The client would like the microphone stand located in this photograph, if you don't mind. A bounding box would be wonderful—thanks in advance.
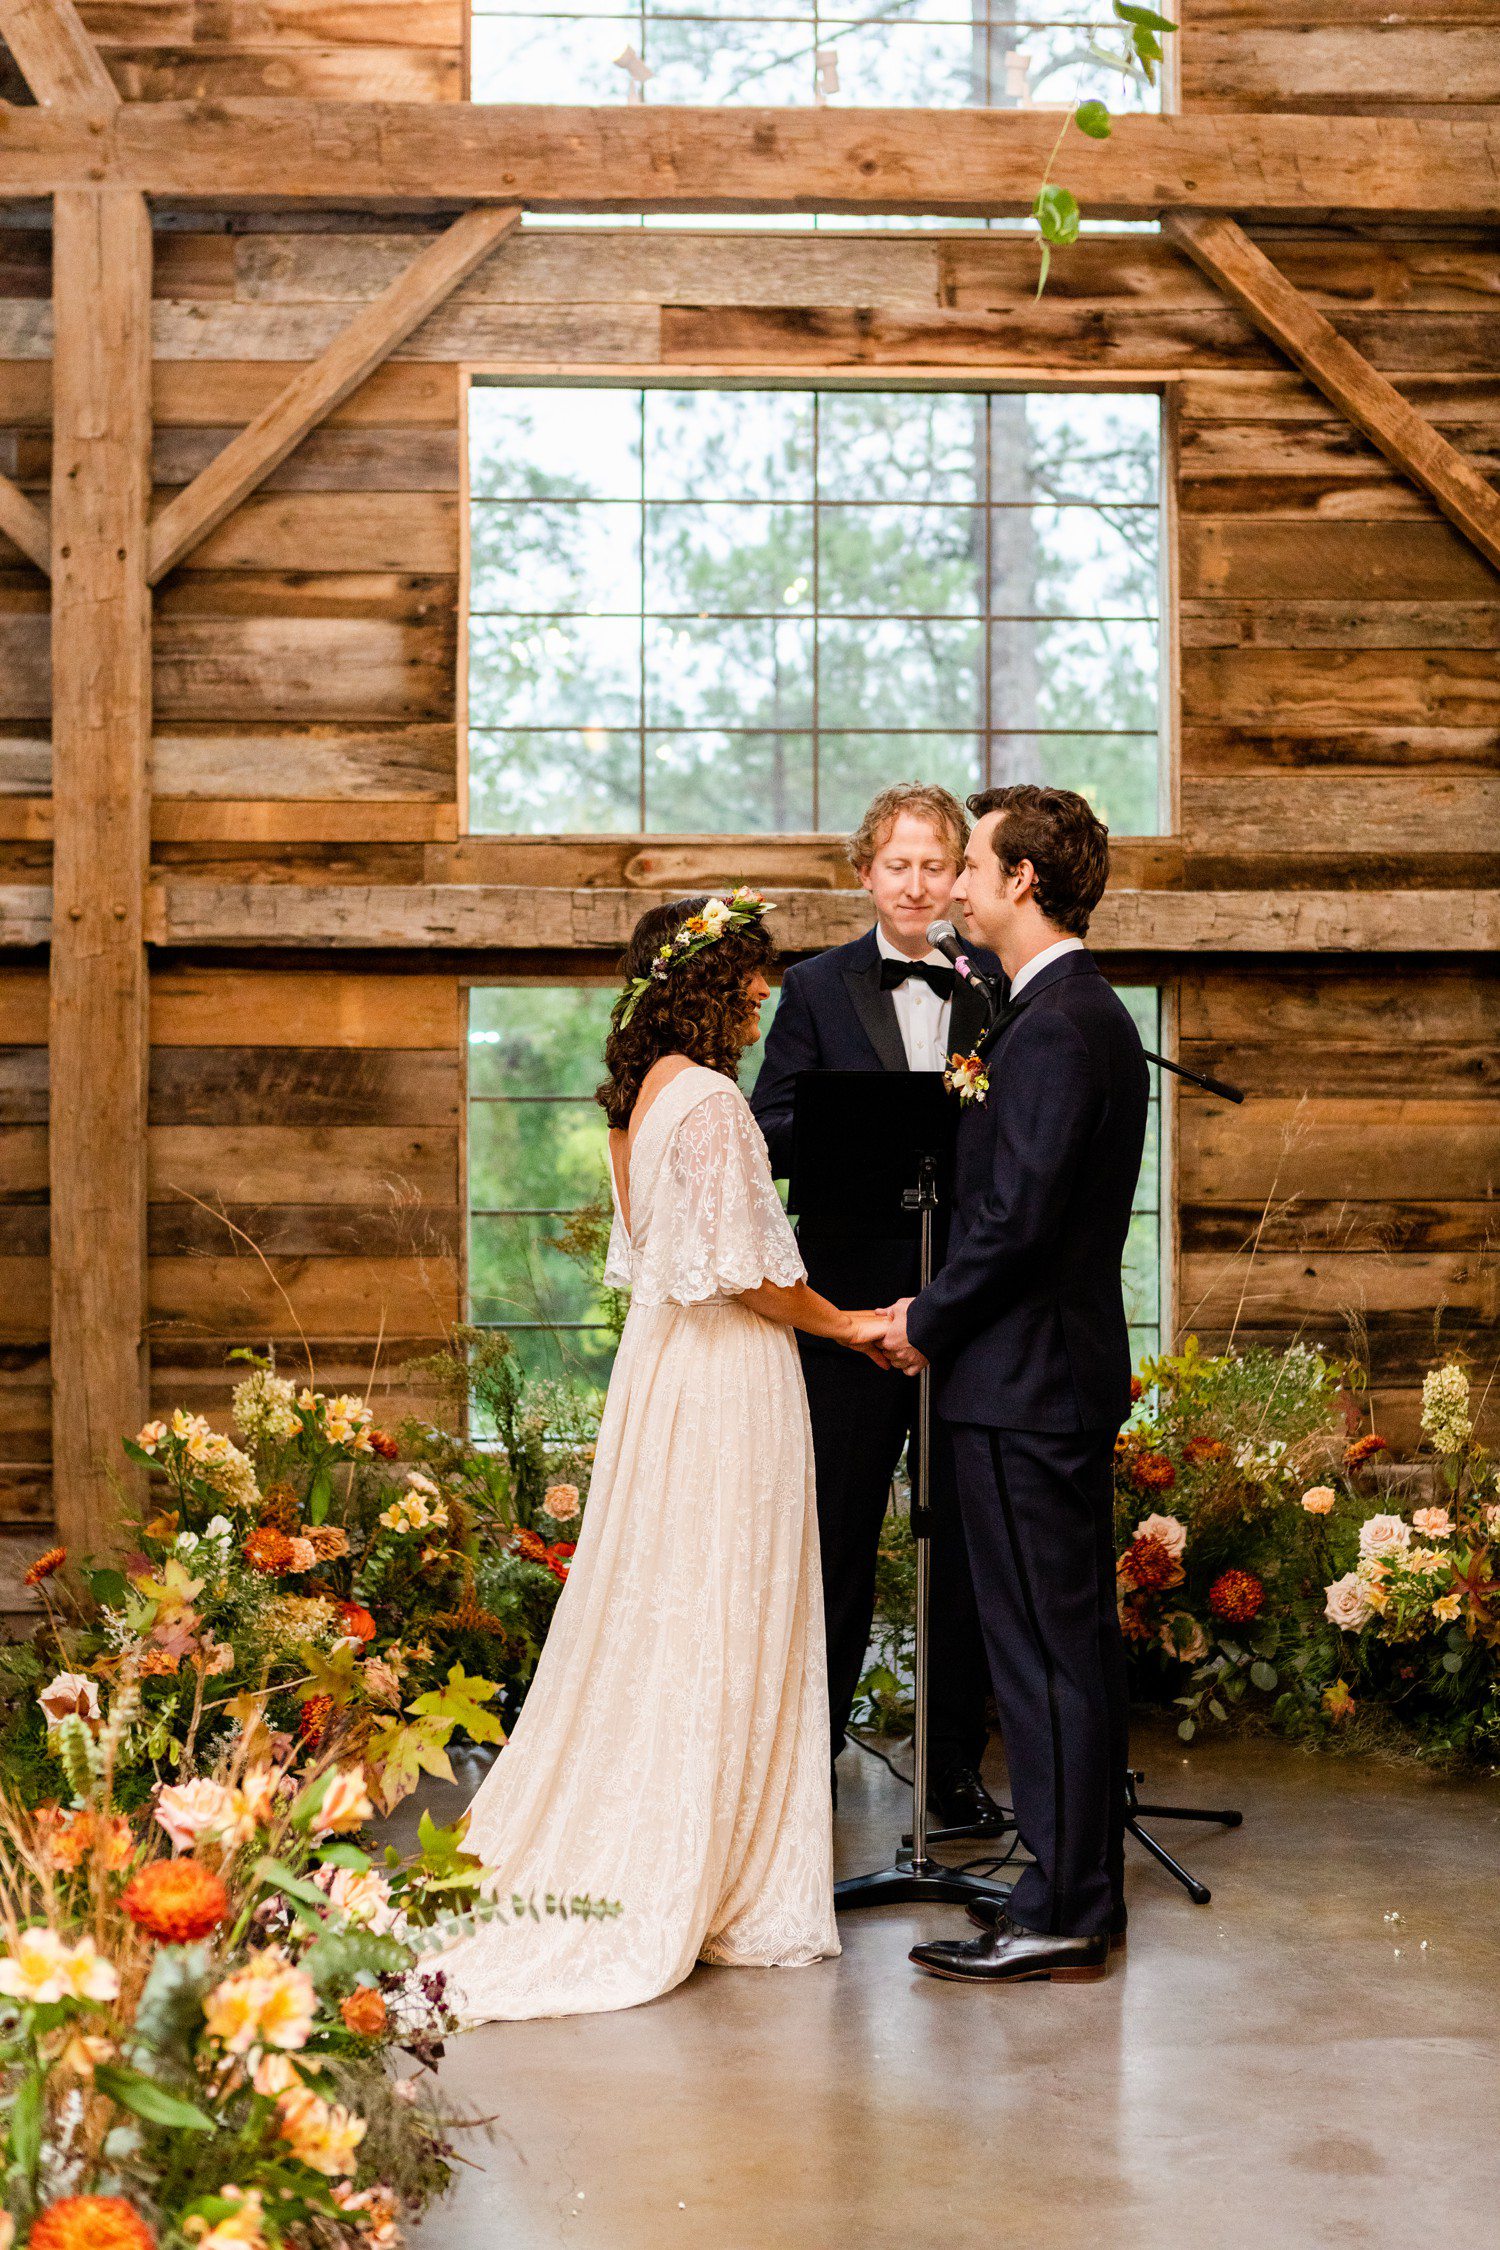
[834,1154,1012,1918]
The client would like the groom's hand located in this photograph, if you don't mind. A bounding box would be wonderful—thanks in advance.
[880,1298,928,1376]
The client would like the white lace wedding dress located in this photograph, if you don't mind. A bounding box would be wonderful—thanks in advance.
[439,1063,840,2023]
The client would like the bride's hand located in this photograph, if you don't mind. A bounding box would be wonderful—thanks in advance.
[841,1310,893,1367]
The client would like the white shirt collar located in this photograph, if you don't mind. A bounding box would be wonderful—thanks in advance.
[1007,934,1086,1001]
[875,923,946,968]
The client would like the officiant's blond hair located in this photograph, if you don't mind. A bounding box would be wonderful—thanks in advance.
[846,782,967,874]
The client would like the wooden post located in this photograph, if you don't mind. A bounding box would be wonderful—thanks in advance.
[49,188,153,1556]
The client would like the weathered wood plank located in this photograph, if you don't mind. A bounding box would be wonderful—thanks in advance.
[1178,1096,1500,1203]
[0,105,1498,216]
[148,1045,458,1126]
[1181,1250,1496,1326]
[149,1122,457,1204]
[1181,519,1500,601]
[1181,772,1500,853]
[1183,27,1500,111]
[1180,600,1500,650]
[148,1254,459,1339]
[152,724,456,799]
[49,188,152,1558]
[1182,723,1500,774]
[1177,966,1500,1048]
[153,616,456,723]
[101,46,458,102]
[1164,215,1500,578]
[80,2,463,51]
[151,968,460,1047]
[144,882,1500,955]
[186,493,457,571]
[1183,1202,1498,1256]
[149,1200,461,1257]
[0,472,48,576]
[151,801,458,843]
[1182,648,1500,729]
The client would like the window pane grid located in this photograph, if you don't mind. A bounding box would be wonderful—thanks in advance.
[469,386,1162,837]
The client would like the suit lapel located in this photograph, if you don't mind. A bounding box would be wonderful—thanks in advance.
[949,973,988,1059]
[843,943,908,1074]
[978,949,1098,1062]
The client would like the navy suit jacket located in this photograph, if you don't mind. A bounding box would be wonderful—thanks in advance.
[906,949,1148,1435]
[749,927,999,1314]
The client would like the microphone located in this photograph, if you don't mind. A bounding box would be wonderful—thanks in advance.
[926,920,999,1004]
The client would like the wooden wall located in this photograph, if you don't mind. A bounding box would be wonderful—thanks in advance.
[1175,5,1500,1435]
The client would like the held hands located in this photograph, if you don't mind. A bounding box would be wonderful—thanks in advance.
[841,1310,894,1369]
[877,1297,928,1377]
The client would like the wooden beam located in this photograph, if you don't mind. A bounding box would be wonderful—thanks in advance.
[1164,214,1500,579]
[0,106,1497,216]
[142,883,1500,956]
[147,205,521,584]
[0,0,117,110]
[49,189,152,1559]
[0,470,49,575]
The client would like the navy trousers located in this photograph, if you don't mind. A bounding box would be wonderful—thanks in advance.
[801,1338,990,1771]
[949,1422,1129,1938]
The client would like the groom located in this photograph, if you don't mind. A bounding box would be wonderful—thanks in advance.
[751,782,1002,1834]
[881,784,1148,1985]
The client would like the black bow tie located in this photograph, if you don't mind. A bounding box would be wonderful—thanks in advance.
[879,958,955,1000]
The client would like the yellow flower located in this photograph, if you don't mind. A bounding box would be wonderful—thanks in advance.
[313,1769,374,1838]
[1431,1592,1462,1623]
[185,2185,269,2250]
[0,1929,118,2006]
[276,2084,367,2177]
[135,1420,169,1454]
[204,1948,316,2056]
[1322,1679,1356,1723]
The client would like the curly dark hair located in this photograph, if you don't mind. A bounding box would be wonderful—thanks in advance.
[596,896,775,1130]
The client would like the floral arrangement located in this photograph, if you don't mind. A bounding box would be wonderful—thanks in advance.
[0,1687,510,2250]
[1,1334,597,1822]
[614,888,771,1028]
[1114,1344,1499,1761]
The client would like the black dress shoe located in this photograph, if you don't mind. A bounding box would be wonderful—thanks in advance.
[927,1761,1008,1837]
[910,1915,1110,1985]
[965,1891,1128,1953]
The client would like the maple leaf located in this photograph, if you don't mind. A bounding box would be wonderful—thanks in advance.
[297,1643,361,1707]
[405,1664,505,1748]
[129,1555,205,1625]
[364,1715,456,1812]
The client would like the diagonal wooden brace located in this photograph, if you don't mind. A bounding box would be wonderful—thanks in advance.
[0,0,118,110]
[1163,212,1500,579]
[147,204,523,584]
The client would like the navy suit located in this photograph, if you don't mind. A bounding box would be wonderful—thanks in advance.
[751,928,997,1773]
[908,948,1149,1938]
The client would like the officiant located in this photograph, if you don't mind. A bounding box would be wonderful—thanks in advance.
[751,782,1003,1834]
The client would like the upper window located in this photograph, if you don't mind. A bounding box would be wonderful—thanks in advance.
[470,3,1163,113]
[468,384,1162,836]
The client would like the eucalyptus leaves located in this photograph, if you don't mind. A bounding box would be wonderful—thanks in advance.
[1031,1,1178,294]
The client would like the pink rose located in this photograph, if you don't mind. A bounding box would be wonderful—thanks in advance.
[1134,1512,1187,1559]
[1412,1507,1451,1539]
[1324,1573,1375,1632]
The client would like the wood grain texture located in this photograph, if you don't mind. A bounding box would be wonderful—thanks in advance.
[149,207,517,582]
[0,105,1499,215]
[48,189,152,1557]
[0,0,119,108]
[1165,216,1500,578]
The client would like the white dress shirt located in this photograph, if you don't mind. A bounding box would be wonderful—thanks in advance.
[1007,934,1086,1002]
[875,923,953,1072]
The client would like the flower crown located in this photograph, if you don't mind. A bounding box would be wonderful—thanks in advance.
[616,888,774,1028]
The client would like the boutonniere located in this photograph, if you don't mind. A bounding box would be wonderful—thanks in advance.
[944,1048,990,1106]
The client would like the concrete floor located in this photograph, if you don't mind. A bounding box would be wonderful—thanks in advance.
[409,1722,1500,2250]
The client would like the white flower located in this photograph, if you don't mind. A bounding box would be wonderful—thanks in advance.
[136,1419,169,1454]
[39,1672,100,1726]
[233,1368,299,1444]
[1357,1514,1411,1561]
[0,1928,118,2006]
[1421,1363,1471,1455]
[1324,1573,1375,1632]
[1134,1512,1186,1558]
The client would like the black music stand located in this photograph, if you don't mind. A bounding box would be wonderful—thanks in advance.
[790,1069,1010,1917]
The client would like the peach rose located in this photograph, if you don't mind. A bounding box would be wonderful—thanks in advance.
[1133,1512,1187,1558]
[1301,1486,1337,1515]
[1324,1572,1375,1631]
[1412,1507,1452,1539]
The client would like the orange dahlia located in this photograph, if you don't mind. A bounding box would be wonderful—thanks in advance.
[122,1857,230,1944]
[1209,1569,1265,1625]
[47,1806,134,1873]
[1117,1534,1182,1594]
[1129,1451,1177,1493]
[369,1430,400,1460]
[513,1528,548,1563]
[24,1544,67,1587]
[340,1985,388,2036]
[1129,1376,1144,1403]
[245,1526,295,1575]
[30,2198,156,2250]
[298,1694,334,1748]
[1183,1436,1227,1466]
[336,1602,377,1645]
[1344,1433,1389,1471]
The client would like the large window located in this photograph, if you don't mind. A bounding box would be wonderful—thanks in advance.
[468,385,1162,836]
[467,984,1164,1380]
[471,2,1161,114]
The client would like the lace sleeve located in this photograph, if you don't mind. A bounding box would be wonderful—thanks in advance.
[635,1087,806,1308]
[602,1192,632,1291]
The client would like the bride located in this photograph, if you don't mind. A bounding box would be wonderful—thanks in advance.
[440,889,888,2023]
